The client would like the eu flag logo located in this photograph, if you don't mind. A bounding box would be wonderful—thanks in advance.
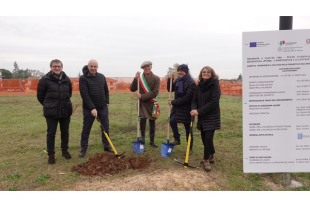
[250,42,257,47]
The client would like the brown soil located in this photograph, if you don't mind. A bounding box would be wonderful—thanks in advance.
[69,168,223,191]
[71,152,153,176]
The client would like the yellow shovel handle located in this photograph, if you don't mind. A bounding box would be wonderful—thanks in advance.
[184,121,193,168]
[103,131,120,158]
[97,117,120,159]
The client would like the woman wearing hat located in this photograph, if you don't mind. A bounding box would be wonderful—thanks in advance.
[167,64,196,154]
[190,66,221,172]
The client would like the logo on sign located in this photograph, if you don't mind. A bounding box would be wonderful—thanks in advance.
[298,133,303,139]
[279,40,285,46]
[250,42,257,47]
[306,39,310,44]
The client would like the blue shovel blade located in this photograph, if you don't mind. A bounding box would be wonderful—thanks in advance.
[132,138,144,154]
[160,143,175,157]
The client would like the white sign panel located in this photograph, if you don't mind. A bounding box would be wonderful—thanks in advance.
[243,29,310,173]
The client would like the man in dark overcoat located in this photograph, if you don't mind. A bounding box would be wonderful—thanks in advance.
[37,59,72,164]
[130,61,160,147]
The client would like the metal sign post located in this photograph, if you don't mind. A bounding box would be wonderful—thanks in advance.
[273,16,293,187]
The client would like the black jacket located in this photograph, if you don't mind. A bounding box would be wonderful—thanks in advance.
[167,76,196,123]
[37,71,72,118]
[79,65,109,110]
[191,78,221,131]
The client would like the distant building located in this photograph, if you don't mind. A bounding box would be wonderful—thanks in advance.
[220,78,242,84]
[106,77,118,91]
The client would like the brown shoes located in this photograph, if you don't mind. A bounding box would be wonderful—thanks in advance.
[209,154,215,164]
[62,151,72,159]
[48,155,55,165]
[201,159,211,172]
[170,140,181,145]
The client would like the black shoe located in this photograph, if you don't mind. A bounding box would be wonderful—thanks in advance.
[78,149,86,158]
[150,142,158,148]
[48,155,55,165]
[62,151,72,159]
[140,137,145,144]
[104,147,114,153]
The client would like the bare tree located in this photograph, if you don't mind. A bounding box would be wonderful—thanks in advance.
[165,63,179,78]
[28,69,44,78]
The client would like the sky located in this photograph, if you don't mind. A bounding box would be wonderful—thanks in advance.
[1,2,310,80]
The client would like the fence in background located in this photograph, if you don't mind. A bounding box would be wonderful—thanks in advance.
[0,77,242,96]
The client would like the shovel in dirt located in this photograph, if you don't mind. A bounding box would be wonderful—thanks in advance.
[161,73,175,157]
[96,117,124,159]
[174,116,199,168]
[132,75,145,154]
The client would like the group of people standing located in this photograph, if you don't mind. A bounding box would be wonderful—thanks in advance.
[37,59,221,173]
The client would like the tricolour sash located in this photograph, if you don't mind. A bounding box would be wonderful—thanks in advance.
[139,73,160,117]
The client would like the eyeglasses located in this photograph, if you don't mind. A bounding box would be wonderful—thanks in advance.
[52,66,62,68]
[202,71,211,74]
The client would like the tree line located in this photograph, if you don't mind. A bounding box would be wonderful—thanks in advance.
[1,62,243,80]
[0,61,44,79]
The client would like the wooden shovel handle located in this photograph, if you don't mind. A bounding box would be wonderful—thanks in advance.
[137,75,140,138]
[167,75,173,140]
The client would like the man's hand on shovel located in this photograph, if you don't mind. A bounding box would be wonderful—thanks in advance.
[91,108,98,117]
[136,93,141,99]
[135,71,140,79]
[135,71,141,99]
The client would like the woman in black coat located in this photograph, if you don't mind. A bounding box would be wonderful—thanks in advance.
[167,64,196,153]
[191,66,221,172]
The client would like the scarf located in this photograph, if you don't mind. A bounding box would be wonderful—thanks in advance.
[198,78,213,93]
[51,71,63,82]
[139,73,160,117]
[175,73,190,94]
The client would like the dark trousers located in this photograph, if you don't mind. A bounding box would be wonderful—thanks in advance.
[201,130,215,160]
[81,106,110,150]
[170,113,193,148]
[140,116,156,142]
[45,117,70,156]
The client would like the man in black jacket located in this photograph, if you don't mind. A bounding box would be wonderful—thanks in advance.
[167,64,196,154]
[78,59,112,158]
[37,59,72,164]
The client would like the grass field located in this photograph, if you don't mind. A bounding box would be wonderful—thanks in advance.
[0,93,309,191]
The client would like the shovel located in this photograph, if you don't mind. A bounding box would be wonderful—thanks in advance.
[161,73,175,157]
[132,75,145,154]
[96,117,124,158]
[174,116,199,168]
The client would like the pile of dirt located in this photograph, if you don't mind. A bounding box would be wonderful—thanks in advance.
[71,152,153,176]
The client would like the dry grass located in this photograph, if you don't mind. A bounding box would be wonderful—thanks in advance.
[0,93,309,191]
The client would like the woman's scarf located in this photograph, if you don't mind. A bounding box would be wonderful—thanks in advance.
[175,73,190,94]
